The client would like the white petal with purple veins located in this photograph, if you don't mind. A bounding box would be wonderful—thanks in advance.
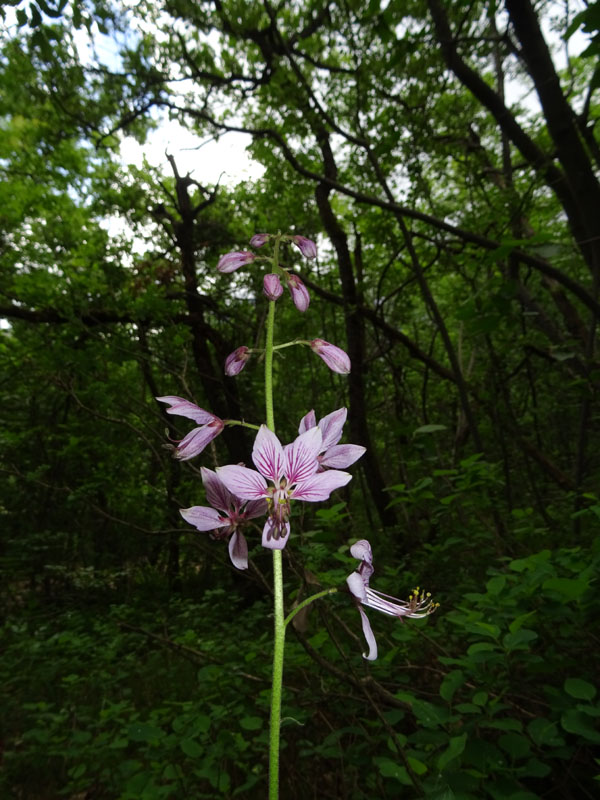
[180,506,228,531]
[292,469,351,501]
[252,425,285,482]
[217,465,268,500]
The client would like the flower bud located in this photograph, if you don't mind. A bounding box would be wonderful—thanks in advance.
[286,273,310,312]
[217,251,256,273]
[250,233,270,248]
[291,235,317,259]
[263,273,284,301]
[225,346,251,376]
[310,339,351,374]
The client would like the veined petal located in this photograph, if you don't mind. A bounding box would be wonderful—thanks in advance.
[180,506,228,531]
[350,539,373,564]
[285,427,322,485]
[320,444,366,469]
[262,518,290,549]
[201,467,232,512]
[252,425,284,482]
[228,531,248,570]
[175,423,222,460]
[318,408,347,449]
[292,469,352,501]
[156,396,216,424]
[244,498,269,519]
[217,465,268,500]
[298,409,317,435]
[356,605,378,661]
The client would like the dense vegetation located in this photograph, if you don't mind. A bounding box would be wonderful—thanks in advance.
[1,1,599,797]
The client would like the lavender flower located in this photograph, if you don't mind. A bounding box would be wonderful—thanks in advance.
[225,346,251,376]
[298,408,365,470]
[216,425,351,550]
[291,235,317,259]
[309,339,351,374]
[263,273,284,302]
[180,468,267,570]
[156,396,224,460]
[347,540,438,660]
[217,250,256,273]
[286,273,310,312]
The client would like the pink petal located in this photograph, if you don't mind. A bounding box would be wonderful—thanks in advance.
[262,518,290,549]
[244,498,269,519]
[292,469,352,501]
[310,339,351,374]
[284,427,322,485]
[224,346,251,376]
[180,506,228,531]
[350,539,373,564]
[217,465,268,500]
[156,396,216,424]
[356,605,378,661]
[298,410,316,435]
[252,425,284,482]
[320,444,366,469]
[346,570,367,602]
[201,467,232,511]
[287,273,310,312]
[228,531,248,570]
[318,408,347,449]
[175,422,222,460]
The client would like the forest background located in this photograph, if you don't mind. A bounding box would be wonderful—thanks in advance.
[1,0,599,798]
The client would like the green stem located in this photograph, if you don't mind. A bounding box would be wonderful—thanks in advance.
[266,235,284,800]
[284,588,337,627]
[224,419,261,431]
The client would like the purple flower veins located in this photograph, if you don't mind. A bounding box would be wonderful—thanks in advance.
[347,539,438,661]
[180,467,267,570]
[217,425,352,550]
[299,407,365,471]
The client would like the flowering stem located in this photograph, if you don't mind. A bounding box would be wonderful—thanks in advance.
[284,588,338,627]
[265,238,285,800]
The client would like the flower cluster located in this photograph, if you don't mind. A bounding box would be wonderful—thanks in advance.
[346,540,439,660]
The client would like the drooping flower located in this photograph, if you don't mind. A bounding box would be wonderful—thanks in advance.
[286,272,310,312]
[216,425,351,550]
[291,235,317,259]
[225,346,251,376]
[298,408,366,470]
[309,339,351,374]
[156,396,224,460]
[263,273,284,302]
[250,233,270,248]
[180,468,267,570]
[347,539,438,661]
[217,250,256,273]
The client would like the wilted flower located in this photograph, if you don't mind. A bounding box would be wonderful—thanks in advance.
[217,250,256,273]
[286,272,310,312]
[217,425,352,550]
[225,346,251,376]
[347,539,438,661]
[180,468,267,570]
[299,408,365,470]
[263,273,284,302]
[309,339,351,374]
[291,235,317,259]
[250,233,270,248]
[156,396,224,460]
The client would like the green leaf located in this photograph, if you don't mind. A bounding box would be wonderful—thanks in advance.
[374,756,412,784]
[527,718,564,747]
[127,722,164,742]
[180,737,203,758]
[413,424,447,434]
[564,678,597,701]
[542,577,590,600]
[437,733,467,771]
[561,710,600,743]
[498,732,531,760]
[486,575,505,594]
[240,716,263,730]
[440,669,465,702]
[503,628,538,651]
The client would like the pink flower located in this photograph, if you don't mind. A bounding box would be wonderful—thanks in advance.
[286,273,310,312]
[291,235,317,259]
[217,251,256,273]
[309,339,351,374]
[225,346,251,376]
[156,396,224,460]
[298,408,365,470]
[250,233,270,248]
[263,273,284,302]
[347,540,438,660]
[180,468,267,570]
[216,425,352,550]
